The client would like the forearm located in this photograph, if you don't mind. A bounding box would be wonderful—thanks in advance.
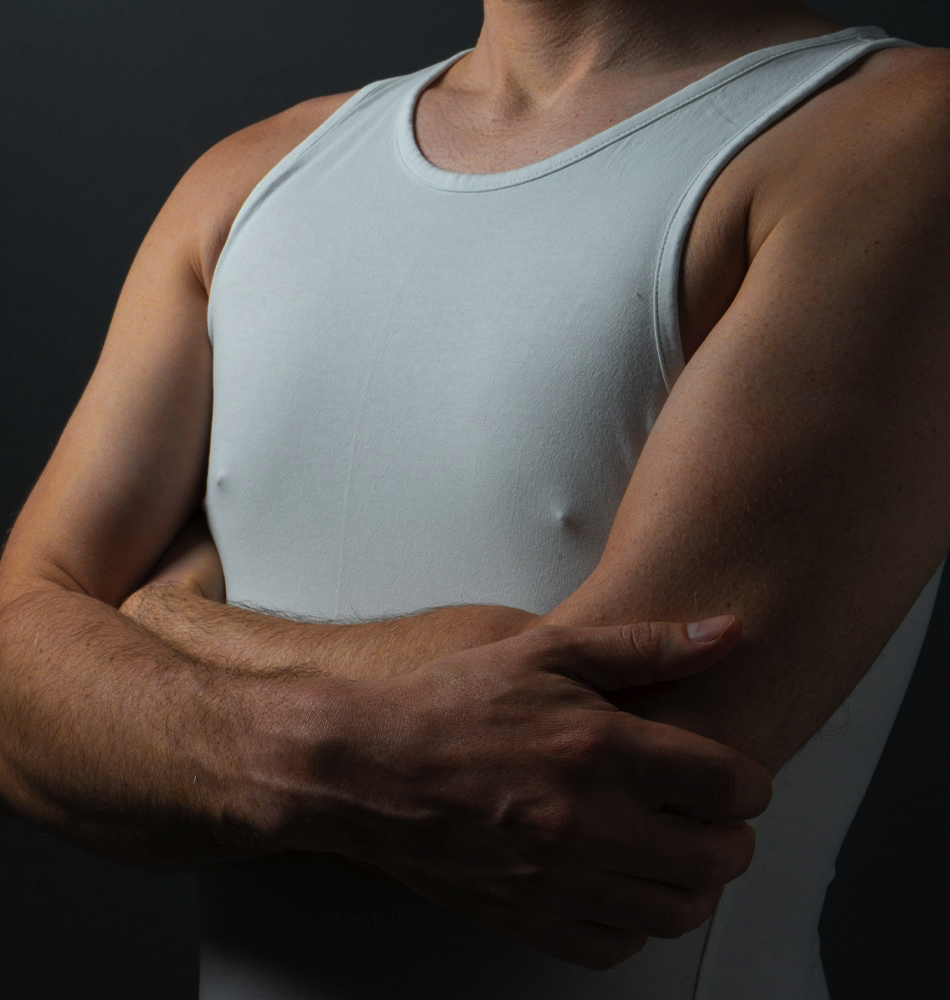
[0,584,340,867]
[121,581,537,681]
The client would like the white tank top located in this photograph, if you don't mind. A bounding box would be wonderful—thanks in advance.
[202,26,941,999]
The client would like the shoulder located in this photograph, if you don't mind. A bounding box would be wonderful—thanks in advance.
[776,43,950,155]
[160,90,360,292]
[811,44,950,164]
[681,45,950,362]
[849,43,950,115]
[745,45,950,261]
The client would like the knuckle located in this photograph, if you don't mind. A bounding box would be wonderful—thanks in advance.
[567,724,611,767]
[534,798,581,845]
[657,900,692,939]
[656,905,682,939]
[513,787,584,856]
[707,759,739,811]
[657,890,720,939]
[619,620,662,659]
[694,844,732,889]
[691,824,757,888]
[546,720,613,772]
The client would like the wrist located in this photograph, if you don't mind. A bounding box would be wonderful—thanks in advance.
[211,668,364,858]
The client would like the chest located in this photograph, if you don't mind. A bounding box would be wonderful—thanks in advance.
[206,126,690,613]
[413,84,756,362]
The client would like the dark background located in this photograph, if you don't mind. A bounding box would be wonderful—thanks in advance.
[1,2,947,996]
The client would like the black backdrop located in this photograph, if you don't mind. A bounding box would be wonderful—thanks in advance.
[1,2,947,997]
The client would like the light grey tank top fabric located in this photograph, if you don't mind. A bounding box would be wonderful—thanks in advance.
[201,26,940,999]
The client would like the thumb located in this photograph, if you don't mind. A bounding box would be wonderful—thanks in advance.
[548,615,741,693]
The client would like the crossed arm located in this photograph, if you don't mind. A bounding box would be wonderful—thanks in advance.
[118,49,950,775]
[0,49,948,965]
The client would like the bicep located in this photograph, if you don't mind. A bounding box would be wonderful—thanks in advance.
[1,172,215,607]
[539,115,950,771]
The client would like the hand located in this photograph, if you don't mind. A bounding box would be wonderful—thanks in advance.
[283,618,771,970]
[120,511,225,618]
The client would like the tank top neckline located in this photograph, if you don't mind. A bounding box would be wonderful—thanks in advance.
[395,25,886,192]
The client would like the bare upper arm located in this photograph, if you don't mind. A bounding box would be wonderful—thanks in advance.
[0,91,358,607]
[537,49,950,772]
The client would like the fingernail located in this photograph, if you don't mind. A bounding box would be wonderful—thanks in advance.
[687,615,734,643]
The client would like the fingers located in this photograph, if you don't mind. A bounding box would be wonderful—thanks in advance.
[501,875,724,970]
[580,877,724,940]
[359,623,770,972]
[612,716,772,820]
[531,616,741,693]
[517,620,771,819]
[597,809,756,890]
[510,920,650,971]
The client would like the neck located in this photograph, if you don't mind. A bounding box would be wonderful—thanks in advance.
[461,1,843,114]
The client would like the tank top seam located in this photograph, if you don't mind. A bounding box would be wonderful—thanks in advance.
[206,74,401,345]
[651,33,913,398]
[395,27,888,193]
[651,44,860,395]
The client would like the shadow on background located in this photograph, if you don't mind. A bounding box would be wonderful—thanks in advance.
[0,820,198,997]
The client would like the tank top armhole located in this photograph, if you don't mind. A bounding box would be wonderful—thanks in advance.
[652,31,918,395]
[206,76,398,346]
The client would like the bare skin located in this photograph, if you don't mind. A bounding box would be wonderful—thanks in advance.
[1,0,949,971]
[413,0,842,173]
